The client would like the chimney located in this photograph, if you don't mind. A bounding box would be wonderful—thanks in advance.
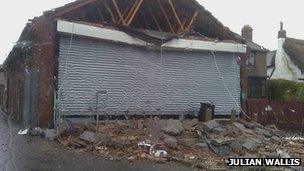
[278,22,286,38]
[241,25,253,42]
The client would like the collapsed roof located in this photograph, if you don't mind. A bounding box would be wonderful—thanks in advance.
[5,0,247,67]
[22,0,243,43]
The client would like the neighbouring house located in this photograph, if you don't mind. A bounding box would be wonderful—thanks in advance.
[241,25,268,98]
[4,0,248,127]
[267,22,304,82]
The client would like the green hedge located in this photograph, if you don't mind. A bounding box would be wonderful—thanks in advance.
[267,79,304,101]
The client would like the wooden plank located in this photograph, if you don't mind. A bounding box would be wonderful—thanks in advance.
[185,10,199,31]
[167,0,184,32]
[124,0,139,23]
[104,3,116,24]
[157,0,174,33]
[111,0,126,25]
[182,12,190,27]
[122,0,135,16]
[116,0,136,24]
[127,0,144,26]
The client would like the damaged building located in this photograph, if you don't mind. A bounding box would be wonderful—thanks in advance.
[4,0,248,127]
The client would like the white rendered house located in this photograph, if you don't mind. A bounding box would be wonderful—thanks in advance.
[267,23,304,82]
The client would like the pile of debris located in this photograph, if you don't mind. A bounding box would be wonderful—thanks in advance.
[37,118,304,169]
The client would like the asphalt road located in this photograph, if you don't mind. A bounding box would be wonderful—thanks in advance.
[0,112,194,171]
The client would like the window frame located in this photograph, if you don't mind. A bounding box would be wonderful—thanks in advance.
[248,77,266,98]
[246,52,256,67]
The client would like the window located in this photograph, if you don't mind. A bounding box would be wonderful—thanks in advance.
[248,77,266,98]
[247,52,256,67]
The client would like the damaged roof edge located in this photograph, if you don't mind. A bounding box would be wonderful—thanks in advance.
[57,20,247,54]
[48,0,244,43]
[57,20,147,46]
[192,1,244,43]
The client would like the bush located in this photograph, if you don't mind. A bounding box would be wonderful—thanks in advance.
[267,79,304,101]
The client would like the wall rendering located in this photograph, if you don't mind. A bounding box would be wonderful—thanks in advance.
[272,38,304,82]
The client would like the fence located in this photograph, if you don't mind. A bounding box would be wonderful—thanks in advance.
[246,98,304,132]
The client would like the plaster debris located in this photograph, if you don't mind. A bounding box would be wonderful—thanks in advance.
[47,118,304,169]
[18,128,29,135]
[202,120,220,132]
[161,119,183,136]
[79,131,99,143]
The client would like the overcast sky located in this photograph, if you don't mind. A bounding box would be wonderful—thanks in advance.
[1,0,303,63]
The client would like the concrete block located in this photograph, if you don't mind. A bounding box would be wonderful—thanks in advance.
[211,136,236,146]
[79,131,99,143]
[161,119,183,136]
[202,120,220,132]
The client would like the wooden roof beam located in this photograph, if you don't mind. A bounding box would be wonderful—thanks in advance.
[182,11,190,27]
[167,0,184,32]
[116,0,136,25]
[157,0,175,33]
[124,0,138,23]
[126,0,144,26]
[104,3,116,24]
[111,0,127,25]
[185,10,199,31]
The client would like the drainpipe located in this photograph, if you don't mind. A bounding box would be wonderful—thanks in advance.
[240,46,249,116]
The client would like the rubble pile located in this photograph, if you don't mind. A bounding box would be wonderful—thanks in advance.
[53,118,304,169]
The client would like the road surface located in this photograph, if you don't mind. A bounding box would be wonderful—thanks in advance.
[0,112,194,171]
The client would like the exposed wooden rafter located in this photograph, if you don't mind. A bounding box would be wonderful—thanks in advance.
[111,0,127,25]
[124,0,139,23]
[126,0,144,26]
[116,0,135,25]
[167,0,184,32]
[54,0,200,35]
[104,3,116,24]
[185,10,199,31]
[157,0,174,33]
[182,12,191,27]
